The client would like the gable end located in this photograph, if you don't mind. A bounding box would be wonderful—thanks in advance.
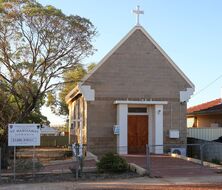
[81,26,194,89]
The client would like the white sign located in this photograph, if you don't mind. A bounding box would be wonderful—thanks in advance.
[113,125,120,135]
[8,124,41,146]
[169,129,180,139]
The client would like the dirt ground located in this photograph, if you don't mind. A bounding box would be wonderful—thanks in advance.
[1,176,222,190]
[1,181,222,190]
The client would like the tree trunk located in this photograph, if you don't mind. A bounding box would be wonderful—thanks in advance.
[17,97,38,122]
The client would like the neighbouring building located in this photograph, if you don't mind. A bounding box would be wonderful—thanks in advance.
[40,125,59,136]
[65,21,194,155]
[187,98,222,128]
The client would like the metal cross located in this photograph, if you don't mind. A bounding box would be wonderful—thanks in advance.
[133,5,144,26]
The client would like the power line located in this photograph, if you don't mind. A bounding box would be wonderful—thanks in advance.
[192,73,222,97]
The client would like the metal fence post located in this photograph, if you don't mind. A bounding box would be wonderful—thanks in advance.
[200,144,204,166]
[13,146,16,181]
[32,146,35,178]
[75,145,79,180]
[146,144,151,176]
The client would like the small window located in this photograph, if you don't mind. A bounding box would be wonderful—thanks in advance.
[128,107,147,113]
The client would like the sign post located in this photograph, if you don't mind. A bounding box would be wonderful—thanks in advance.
[8,124,41,181]
[33,145,35,178]
[13,146,16,181]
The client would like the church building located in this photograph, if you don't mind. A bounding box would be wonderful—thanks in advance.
[65,6,194,155]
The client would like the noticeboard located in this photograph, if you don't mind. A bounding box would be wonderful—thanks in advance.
[8,124,41,146]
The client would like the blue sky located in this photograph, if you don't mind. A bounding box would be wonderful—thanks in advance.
[38,0,222,124]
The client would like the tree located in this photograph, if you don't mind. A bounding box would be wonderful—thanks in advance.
[0,0,96,123]
[47,63,96,115]
[0,89,18,128]
[0,88,18,168]
[87,62,97,72]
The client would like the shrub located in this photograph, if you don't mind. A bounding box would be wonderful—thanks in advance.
[15,159,43,172]
[211,158,221,165]
[63,150,73,158]
[96,153,128,173]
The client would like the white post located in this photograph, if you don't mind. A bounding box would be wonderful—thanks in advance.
[154,105,163,154]
[117,104,128,154]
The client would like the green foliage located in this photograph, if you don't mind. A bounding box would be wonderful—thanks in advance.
[0,0,96,123]
[47,63,96,115]
[87,62,97,72]
[63,150,73,158]
[14,159,43,172]
[59,64,87,114]
[211,158,221,165]
[0,0,96,166]
[97,153,128,173]
[0,89,18,126]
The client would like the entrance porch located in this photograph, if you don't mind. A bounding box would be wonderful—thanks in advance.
[114,100,168,155]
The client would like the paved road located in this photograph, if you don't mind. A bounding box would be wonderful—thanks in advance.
[1,176,222,190]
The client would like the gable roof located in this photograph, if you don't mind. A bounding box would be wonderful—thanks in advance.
[187,98,221,114]
[81,25,194,89]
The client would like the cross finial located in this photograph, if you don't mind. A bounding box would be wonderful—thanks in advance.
[133,5,144,26]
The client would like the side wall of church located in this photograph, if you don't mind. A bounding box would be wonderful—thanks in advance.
[69,96,87,145]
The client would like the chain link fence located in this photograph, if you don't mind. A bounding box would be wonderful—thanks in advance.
[0,146,75,182]
[1,142,222,182]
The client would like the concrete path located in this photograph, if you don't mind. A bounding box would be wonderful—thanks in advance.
[1,176,222,190]
[124,154,219,177]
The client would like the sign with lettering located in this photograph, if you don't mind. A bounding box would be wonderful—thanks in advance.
[113,125,120,135]
[8,124,41,146]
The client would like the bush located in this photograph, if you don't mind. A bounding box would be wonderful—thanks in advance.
[96,153,128,173]
[14,159,43,172]
[211,158,221,165]
[63,150,73,158]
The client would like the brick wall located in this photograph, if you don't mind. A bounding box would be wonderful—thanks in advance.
[83,29,191,153]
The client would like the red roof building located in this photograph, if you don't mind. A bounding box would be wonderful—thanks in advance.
[187,98,221,114]
[187,98,222,128]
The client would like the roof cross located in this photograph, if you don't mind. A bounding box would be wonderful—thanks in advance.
[133,5,144,26]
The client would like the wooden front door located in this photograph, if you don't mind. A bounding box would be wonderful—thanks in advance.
[128,115,148,154]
